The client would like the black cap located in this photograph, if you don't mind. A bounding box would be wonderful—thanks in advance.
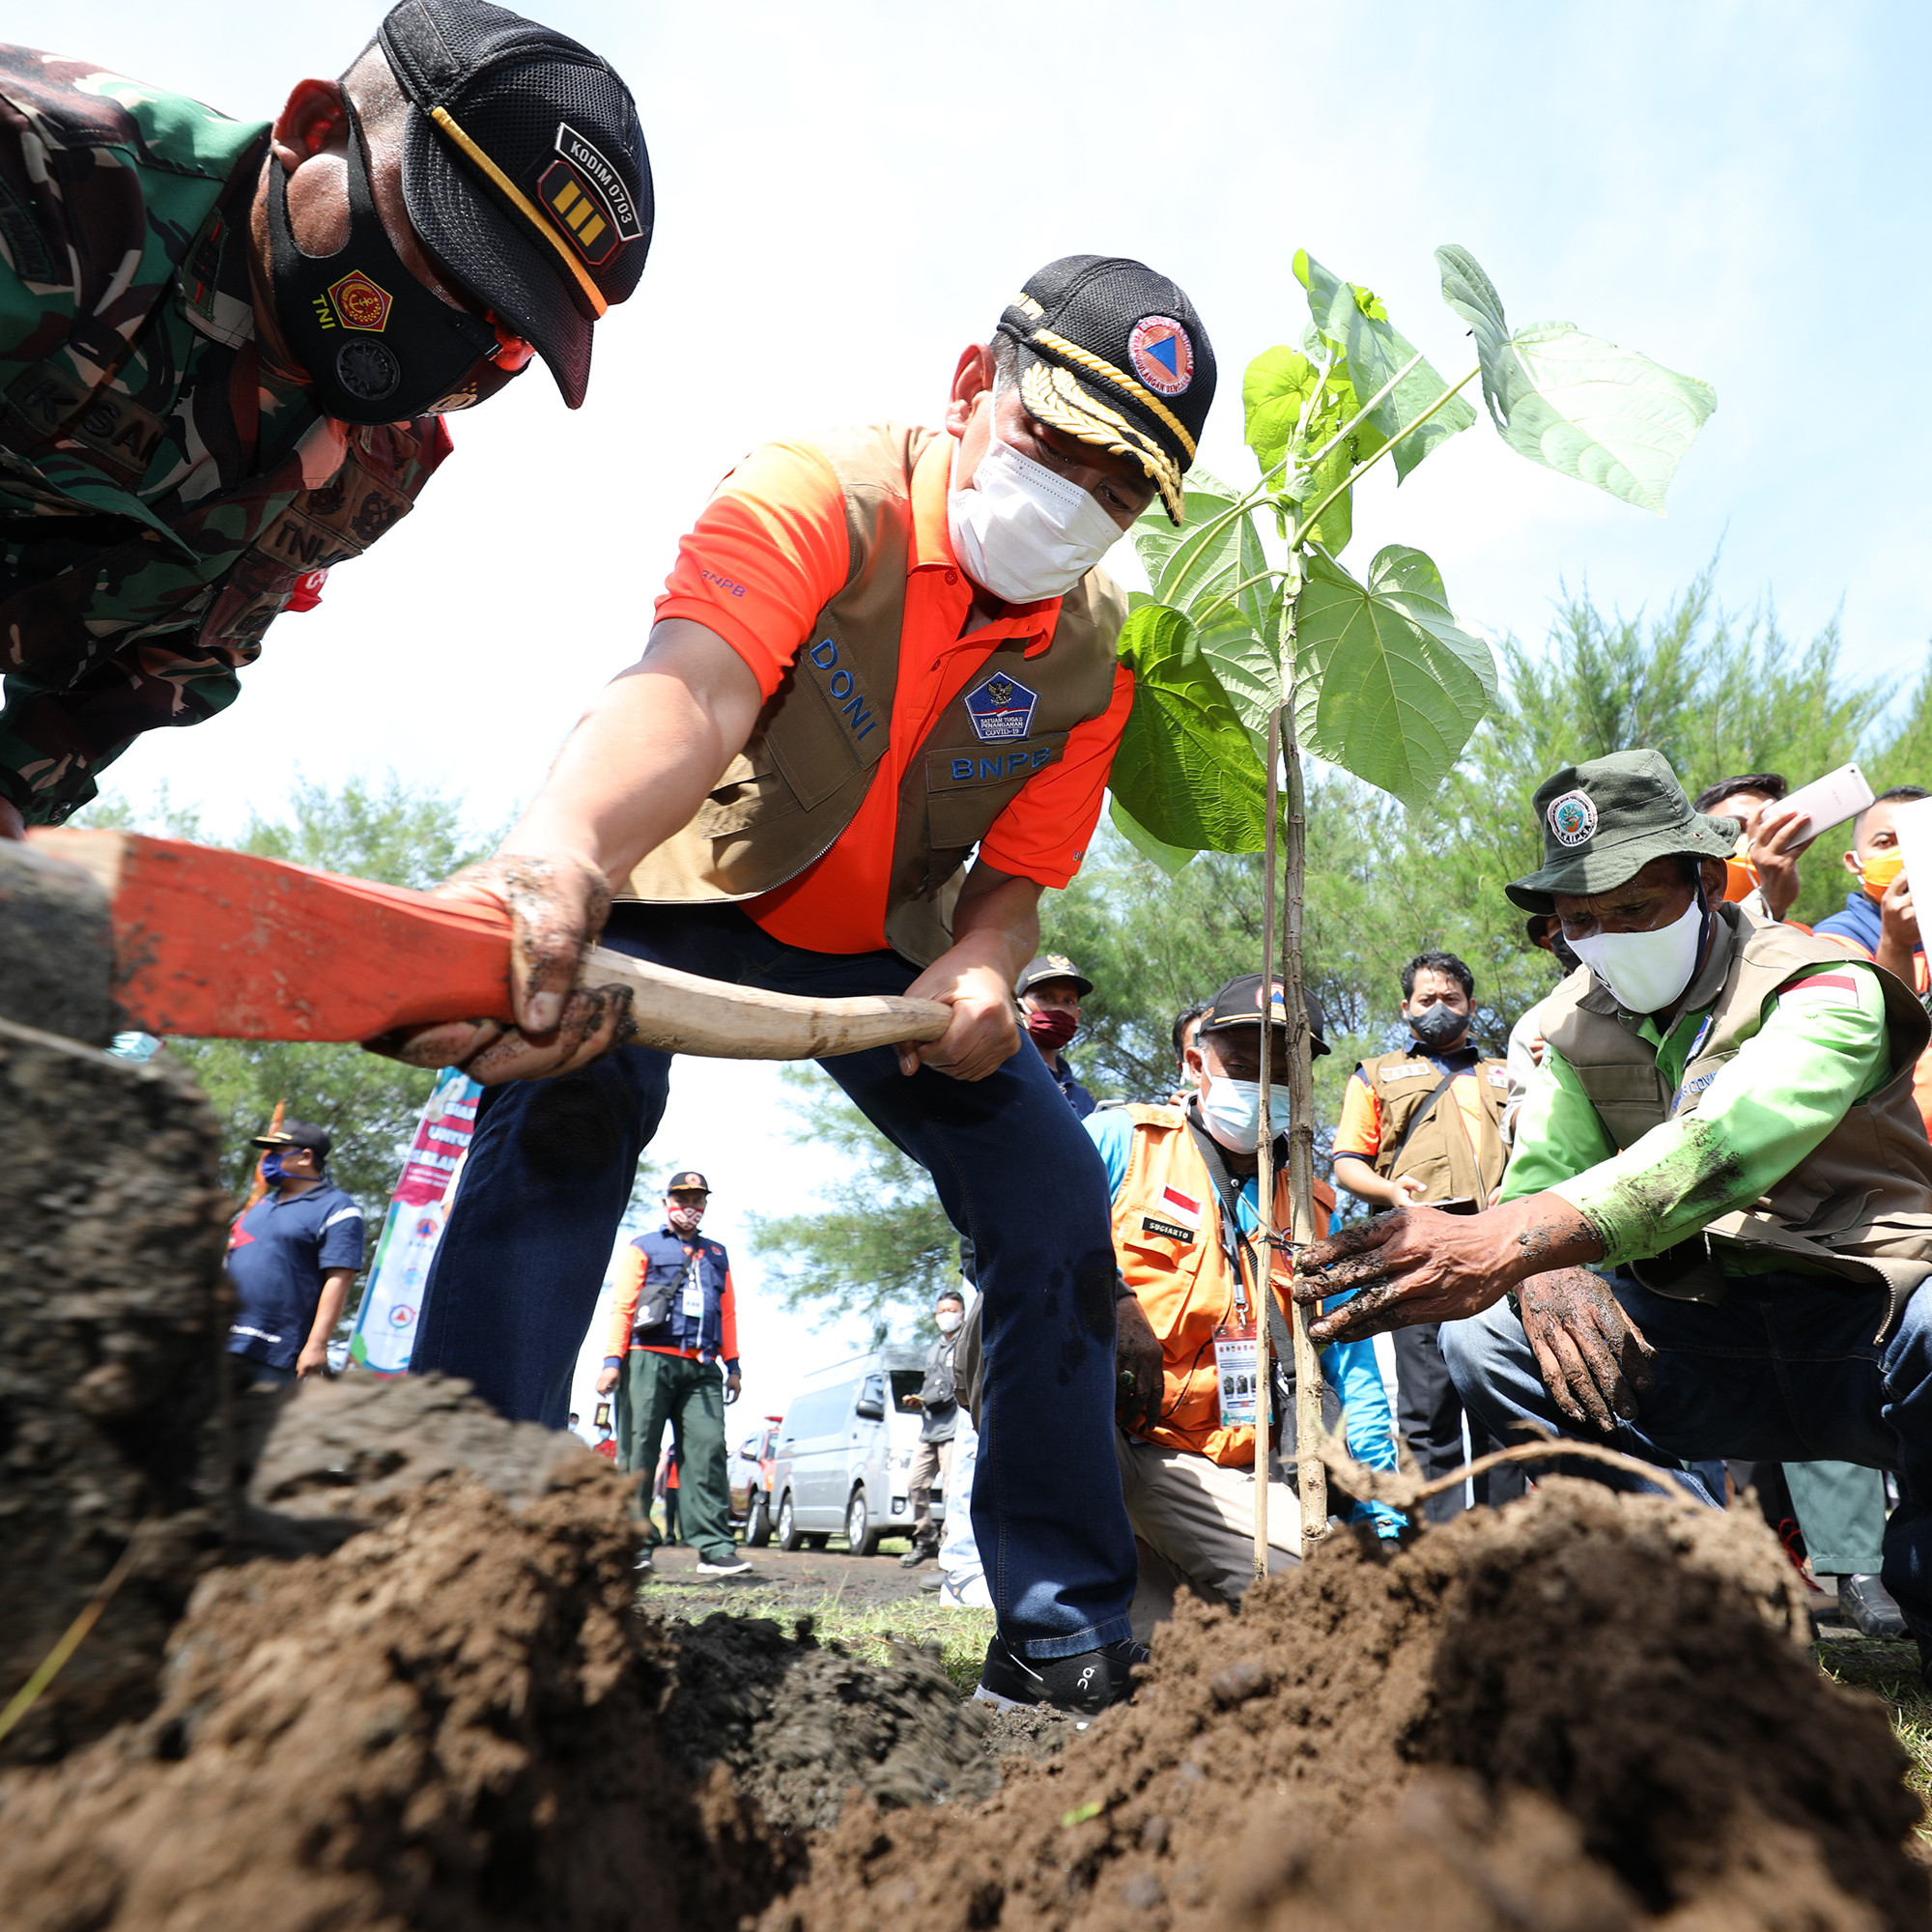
[251,1120,333,1157]
[996,255,1215,526]
[379,0,652,410]
[1016,952,1094,999]
[1198,974,1329,1059]
[666,1170,710,1195]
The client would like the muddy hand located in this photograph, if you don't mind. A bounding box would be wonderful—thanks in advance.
[1519,1265,1656,1432]
[365,852,635,1084]
[1294,1193,1605,1346]
[1114,1292,1165,1436]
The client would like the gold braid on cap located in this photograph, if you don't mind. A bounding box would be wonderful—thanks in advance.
[1030,328,1196,459]
[1020,361,1185,523]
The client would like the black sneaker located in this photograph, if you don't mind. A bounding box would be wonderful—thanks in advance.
[973,1633,1149,1715]
[1839,1574,1907,1638]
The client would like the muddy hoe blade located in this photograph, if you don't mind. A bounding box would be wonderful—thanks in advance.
[27,830,951,1060]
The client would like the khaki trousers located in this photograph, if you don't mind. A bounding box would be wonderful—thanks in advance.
[1115,1431,1302,1642]
[909,1435,953,1548]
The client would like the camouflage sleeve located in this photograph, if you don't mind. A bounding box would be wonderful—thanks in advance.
[0,639,245,822]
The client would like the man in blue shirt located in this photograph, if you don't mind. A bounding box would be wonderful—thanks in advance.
[1017,953,1096,1116]
[225,1121,364,1386]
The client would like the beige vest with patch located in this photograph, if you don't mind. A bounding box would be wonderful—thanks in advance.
[1355,1049,1511,1205]
[622,422,1127,966]
[1540,905,1932,1328]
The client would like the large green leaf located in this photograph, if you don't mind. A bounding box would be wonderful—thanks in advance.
[1292,546,1496,809]
[1128,468,1252,611]
[1109,795,1197,877]
[1112,601,1270,853]
[1294,250,1476,482]
[1435,243,1716,515]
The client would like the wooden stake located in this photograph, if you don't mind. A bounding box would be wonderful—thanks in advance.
[1253,710,1283,1583]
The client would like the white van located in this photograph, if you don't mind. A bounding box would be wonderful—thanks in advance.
[769,1344,944,1554]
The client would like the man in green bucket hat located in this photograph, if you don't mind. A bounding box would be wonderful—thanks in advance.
[1293,750,1932,1666]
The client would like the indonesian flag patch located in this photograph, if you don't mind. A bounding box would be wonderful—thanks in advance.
[1157,1183,1203,1231]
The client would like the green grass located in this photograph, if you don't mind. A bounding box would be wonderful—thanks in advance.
[641,1578,997,1697]
[1816,1635,1932,1841]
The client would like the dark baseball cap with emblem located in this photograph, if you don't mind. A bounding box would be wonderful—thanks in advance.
[378,0,652,409]
[1506,750,1741,914]
[1198,974,1329,1058]
[996,255,1216,526]
[1016,953,1094,999]
[251,1120,333,1157]
[666,1170,711,1194]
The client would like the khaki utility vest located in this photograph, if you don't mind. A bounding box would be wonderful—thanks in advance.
[1354,1048,1511,1205]
[623,423,1127,965]
[1540,904,1932,1333]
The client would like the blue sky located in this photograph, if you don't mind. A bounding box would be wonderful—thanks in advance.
[44,0,1930,1422]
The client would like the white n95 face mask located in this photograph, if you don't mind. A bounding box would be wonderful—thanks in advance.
[1569,896,1707,1016]
[947,431,1124,603]
[1199,1076,1293,1153]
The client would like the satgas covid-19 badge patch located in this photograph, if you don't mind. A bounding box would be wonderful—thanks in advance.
[966,671,1038,742]
[1547,789,1599,848]
[1128,315,1194,397]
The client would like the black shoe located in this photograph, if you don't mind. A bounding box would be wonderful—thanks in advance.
[973,1633,1150,1715]
[1838,1574,1907,1638]
[917,1573,946,1594]
[898,1543,935,1569]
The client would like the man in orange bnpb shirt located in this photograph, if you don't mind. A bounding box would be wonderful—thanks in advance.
[398,257,1217,1714]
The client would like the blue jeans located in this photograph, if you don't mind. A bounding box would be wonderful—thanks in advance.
[410,902,1135,1659]
[1440,1270,1932,1633]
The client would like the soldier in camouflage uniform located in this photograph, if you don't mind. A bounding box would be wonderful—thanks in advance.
[0,0,652,831]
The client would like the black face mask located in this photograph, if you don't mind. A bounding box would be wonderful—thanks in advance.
[1408,1001,1468,1050]
[267,102,516,423]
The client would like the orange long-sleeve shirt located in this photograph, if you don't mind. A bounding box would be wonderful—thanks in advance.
[603,1231,740,1366]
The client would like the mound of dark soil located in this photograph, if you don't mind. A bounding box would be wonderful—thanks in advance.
[769,1481,1927,1932]
[666,1613,1000,1832]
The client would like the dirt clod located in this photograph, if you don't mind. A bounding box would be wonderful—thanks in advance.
[767,1482,1927,1932]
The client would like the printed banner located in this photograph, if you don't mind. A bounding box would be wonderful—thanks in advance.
[349,1068,481,1374]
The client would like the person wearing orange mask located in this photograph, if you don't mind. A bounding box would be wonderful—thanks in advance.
[1690,774,1813,923]
[1815,787,1929,990]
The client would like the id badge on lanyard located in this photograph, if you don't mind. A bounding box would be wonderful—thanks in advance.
[1214,1315,1259,1428]
[680,1254,704,1321]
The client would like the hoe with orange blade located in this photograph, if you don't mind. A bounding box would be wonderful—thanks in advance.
[17,829,952,1060]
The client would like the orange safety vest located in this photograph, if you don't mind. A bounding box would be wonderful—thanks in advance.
[1111,1104,1334,1468]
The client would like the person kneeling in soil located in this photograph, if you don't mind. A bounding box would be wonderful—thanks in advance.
[1081,977,1401,1650]
[1293,751,1932,1672]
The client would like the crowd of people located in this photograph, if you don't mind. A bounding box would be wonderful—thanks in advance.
[14,0,1928,1722]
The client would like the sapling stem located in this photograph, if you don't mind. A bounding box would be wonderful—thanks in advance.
[1299,346,1429,471]
[1291,365,1480,548]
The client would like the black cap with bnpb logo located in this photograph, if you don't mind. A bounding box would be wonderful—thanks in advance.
[996,255,1216,526]
[379,0,653,409]
[666,1170,711,1195]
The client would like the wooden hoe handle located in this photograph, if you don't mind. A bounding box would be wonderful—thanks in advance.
[28,830,952,1061]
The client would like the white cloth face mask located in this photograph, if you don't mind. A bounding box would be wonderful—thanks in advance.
[947,427,1124,603]
[1199,1076,1293,1153]
[1569,896,1706,1015]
